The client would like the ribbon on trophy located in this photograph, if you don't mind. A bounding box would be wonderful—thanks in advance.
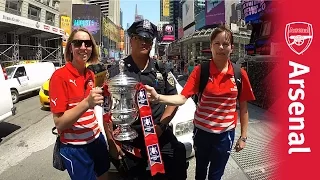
[102,83,165,175]
[135,83,165,176]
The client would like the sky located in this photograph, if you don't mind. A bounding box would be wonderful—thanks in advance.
[120,0,160,29]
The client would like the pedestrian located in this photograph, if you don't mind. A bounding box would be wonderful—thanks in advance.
[188,60,195,75]
[145,25,255,180]
[49,27,121,180]
[106,19,187,180]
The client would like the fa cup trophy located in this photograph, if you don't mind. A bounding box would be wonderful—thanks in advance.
[106,59,139,141]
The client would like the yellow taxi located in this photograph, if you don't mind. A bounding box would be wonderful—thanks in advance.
[39,63,108,109]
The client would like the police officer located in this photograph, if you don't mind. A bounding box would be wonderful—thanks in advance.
[108,20,187,180]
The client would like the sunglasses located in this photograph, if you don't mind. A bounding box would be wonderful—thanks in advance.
[71,40,93,48]
[132,36,153,44]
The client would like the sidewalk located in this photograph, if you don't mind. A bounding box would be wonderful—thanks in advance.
[222,103,278,180]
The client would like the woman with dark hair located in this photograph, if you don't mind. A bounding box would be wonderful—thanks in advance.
[145,25,255,180]
[49,28,121,180]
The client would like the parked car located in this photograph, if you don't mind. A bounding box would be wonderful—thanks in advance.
[5,62,56,103]
[0,65,16,123]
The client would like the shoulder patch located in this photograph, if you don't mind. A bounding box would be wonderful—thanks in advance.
[167,72,175,87]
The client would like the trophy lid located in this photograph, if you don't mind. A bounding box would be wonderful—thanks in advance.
[108,59,138,87]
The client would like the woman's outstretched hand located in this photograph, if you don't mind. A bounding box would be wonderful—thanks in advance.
[144,85,160,102]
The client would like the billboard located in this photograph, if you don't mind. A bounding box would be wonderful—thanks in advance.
[182,0,195,28]
[205,0,225,26]
[195,10,205,30]
[242,0,268,23]
[102,18,120,43]
[72,4,101,44]
[162,24,175,41]
[60,15,71,47]
[163,0,170,17]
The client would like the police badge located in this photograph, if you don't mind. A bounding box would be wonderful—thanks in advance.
[167,72,175,87]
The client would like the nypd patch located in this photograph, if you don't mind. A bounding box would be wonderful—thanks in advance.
[167,72,175,87]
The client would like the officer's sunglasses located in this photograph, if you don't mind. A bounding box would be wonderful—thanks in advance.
[71,40,93,48]
[132,36,153,45]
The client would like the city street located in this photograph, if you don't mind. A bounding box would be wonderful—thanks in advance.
[0,89,279,180]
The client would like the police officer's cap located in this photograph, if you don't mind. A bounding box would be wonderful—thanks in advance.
[127,20,158,40]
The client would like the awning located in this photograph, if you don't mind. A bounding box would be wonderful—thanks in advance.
[0,11,64,36]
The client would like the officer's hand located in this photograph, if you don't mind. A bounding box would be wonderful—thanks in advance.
[86,87,104,109]
[155,125,163,137]
[108,139,125,160]
[145,85,159,102]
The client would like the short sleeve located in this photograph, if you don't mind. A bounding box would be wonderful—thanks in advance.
[181,65,201,99]
[49,71,68,114]
[165,71,178,95]
[239,68,256,102]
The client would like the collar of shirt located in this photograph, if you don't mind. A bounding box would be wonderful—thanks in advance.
[65,62,90,77]
[209,59,234,76]
[125,55,156,73]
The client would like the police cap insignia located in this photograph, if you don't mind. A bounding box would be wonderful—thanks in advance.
[127,19,158,39]
[167,72,175,87]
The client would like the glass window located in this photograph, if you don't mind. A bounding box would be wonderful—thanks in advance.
[5,67,16,79]
[28,5,40,17]
[14,67,26,78]
[46,11,55,23]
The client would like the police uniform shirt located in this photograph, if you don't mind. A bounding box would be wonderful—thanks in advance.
[107,55,177,127]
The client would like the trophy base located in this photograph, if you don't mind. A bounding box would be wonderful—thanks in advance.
[113,125,138,141]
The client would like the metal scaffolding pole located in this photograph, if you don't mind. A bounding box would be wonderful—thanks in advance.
[13,32,19,63]
[35,37,42,60]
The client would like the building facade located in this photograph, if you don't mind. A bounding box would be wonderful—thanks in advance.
[0,0,64,64]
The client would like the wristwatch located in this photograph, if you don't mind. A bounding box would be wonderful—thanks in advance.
[157,122,168,132]
[239,136,247,143]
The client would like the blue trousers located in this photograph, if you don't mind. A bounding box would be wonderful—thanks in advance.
[193,128,235,180]
[60,133,110,180]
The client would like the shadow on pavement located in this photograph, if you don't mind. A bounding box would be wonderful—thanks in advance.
[41,107,50,111]
[18,90,39,102]
[0,122,21,143]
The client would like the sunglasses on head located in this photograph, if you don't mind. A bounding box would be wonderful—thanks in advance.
[71,40,93,47]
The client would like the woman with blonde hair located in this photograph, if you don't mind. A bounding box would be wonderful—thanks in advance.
[49,28,121,180]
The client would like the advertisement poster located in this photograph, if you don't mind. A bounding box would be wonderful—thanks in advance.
[60,15,71,48]
[182,0,194,28]
[162,24,175,41]
[205,0,225,25]
[162,0,169,17]
[72,4,101,44]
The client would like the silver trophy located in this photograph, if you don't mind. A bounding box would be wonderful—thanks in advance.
[107,59,139,141]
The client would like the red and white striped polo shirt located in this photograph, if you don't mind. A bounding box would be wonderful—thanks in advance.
[49,63,100,145]
[181,60,255,134]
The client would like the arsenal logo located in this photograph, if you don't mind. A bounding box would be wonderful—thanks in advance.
[285,22,313,55]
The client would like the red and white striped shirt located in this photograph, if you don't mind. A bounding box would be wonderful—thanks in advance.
[181,60,255,134]
[49,63,100,145]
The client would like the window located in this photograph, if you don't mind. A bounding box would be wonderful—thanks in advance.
[5,1,21,15]
[28,4,41,21]
[14,67,26,78]
[43,0,50,6]
[46,11,55,25]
